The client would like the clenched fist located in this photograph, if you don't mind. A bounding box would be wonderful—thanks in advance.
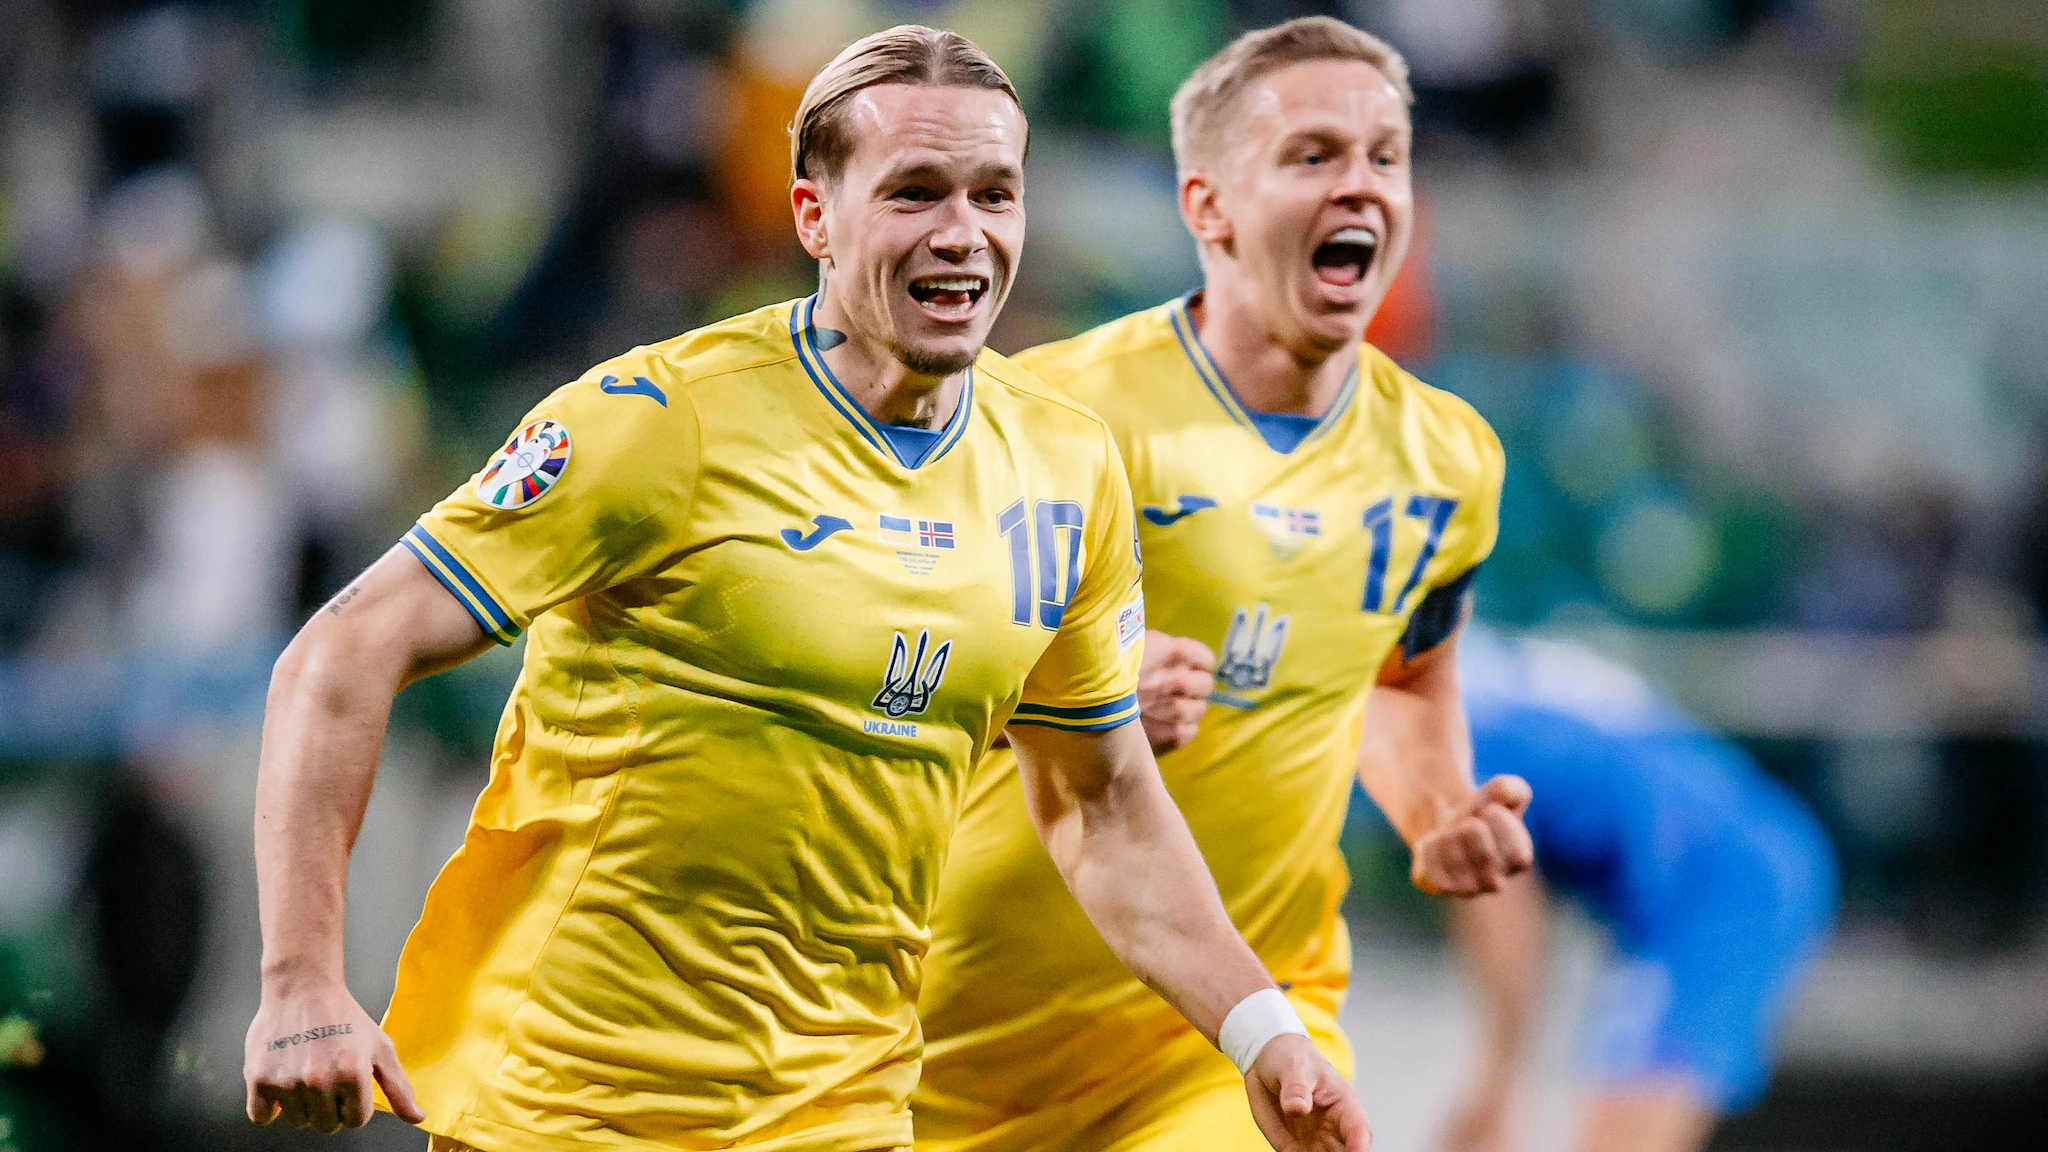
[245,982,423,1133]
[1139,630,1216,753]
[1410,775,1535,896]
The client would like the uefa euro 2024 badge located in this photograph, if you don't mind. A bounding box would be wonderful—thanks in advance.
[478,419,571,509]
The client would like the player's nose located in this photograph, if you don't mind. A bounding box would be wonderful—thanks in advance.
[926,196,985,260]
[1329,158,1378,207]
[1335,145,1401,204]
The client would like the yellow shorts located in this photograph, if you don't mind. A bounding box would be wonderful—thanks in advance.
[914,985,1352,1152]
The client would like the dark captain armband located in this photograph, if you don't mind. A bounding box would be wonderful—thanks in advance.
[1401,566,1478,661]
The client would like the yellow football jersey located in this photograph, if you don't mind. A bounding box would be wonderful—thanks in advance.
[380,297,1144,1152]
[914,296,1503,1139]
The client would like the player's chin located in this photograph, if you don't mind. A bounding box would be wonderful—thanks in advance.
[893,330,984,377]
[894,300,993,369]
[1294,299,1370,352]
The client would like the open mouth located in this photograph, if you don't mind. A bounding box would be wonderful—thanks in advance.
[908,274,989,318]
[1311,227,1378,289]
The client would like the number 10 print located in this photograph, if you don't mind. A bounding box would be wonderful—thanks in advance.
[1001,499,1086,629]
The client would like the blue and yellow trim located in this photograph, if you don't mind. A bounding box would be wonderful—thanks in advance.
[1009,692,1142,732]
[400,525,520,645]
[1167,294,1357,455]
[789,295,973,470]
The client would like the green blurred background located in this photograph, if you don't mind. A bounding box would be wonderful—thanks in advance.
[2,0,2046,1148]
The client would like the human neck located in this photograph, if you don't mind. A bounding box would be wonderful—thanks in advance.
[812,288,965,428]
[1188,279,1359,418]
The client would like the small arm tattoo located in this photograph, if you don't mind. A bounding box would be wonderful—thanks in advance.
[326,585,364,616]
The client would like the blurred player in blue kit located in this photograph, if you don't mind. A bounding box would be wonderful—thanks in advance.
[1421,628,1838,1152]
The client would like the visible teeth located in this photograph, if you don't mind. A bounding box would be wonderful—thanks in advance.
[1327,227,1377,248]
[915,276,984,291]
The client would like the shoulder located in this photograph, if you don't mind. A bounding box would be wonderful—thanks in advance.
[1010,302,1183,407]
[1363,344,1503,487]
[600,299,802,398]
[973,347,1121,446]
[533,301,802,432]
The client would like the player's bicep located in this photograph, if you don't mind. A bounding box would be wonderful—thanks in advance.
[298,545,500,686]
[1008,721,1154,869]
[1379,575,1471,689]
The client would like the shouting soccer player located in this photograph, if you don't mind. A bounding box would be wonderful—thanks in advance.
[242,26,1367,1152]
[914,18,1529,1152]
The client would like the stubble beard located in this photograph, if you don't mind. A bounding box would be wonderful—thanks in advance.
[894,341,978,377]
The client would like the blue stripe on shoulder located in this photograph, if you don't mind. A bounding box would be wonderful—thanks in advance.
[401,526,518,644]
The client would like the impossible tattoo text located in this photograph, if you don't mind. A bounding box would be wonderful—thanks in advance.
[267,1023,354,1051]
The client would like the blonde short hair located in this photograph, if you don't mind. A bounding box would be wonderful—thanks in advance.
[1170,16,1413,175]
[791,25,1023,185]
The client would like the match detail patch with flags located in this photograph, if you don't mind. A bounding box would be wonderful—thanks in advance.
[878,513,956,575]
[1251,501,1323,559]
[478,419,571,509]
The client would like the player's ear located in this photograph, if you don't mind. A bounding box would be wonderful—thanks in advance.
[1179,171,1232,248]
[792,179,831,260]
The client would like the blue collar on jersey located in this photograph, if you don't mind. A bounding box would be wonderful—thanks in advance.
[1167,292,1358,455]
[789,294,974,470]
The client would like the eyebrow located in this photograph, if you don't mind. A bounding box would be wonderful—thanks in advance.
[1276,123,1411,149]
[874,158,1023,187]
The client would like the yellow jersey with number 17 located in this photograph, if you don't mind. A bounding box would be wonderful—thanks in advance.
[379,297,1144,1152]
[914,295,1503,1145]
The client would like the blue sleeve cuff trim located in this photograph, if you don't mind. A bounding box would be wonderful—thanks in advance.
[1011,692,1141,721]
[1008,710,1140,733]
[400,526,520,645]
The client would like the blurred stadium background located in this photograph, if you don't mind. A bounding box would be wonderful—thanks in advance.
[1,0,2045,1148]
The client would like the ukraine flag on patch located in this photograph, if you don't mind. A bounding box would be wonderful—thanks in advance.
[879,515,916,547]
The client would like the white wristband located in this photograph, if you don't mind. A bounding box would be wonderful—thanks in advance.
[1217,987,1309,1076]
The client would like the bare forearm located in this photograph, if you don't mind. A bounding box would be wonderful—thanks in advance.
[253,634,408,989]
[252,548,493,992]
[1058,770,1273,1039]
[1356,677,1475,844]
[1014,723,1273,1041]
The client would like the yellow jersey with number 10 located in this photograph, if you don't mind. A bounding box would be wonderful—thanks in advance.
[915,295,1503,1128]
[379,297,1144,1152]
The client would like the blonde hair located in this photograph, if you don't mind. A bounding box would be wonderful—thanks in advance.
[790,25,1023,185]
[1170,16,1413,175]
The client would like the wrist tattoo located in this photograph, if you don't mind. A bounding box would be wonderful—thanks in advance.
[267,1023,354,1050]
[325,585,364,616]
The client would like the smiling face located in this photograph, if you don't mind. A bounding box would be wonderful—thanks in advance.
[1183,58,1413,356]
[794,84,1026,378]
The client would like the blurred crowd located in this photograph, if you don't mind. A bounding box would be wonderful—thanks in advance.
[1,0,2044,656]
[0,0,2045,1146]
